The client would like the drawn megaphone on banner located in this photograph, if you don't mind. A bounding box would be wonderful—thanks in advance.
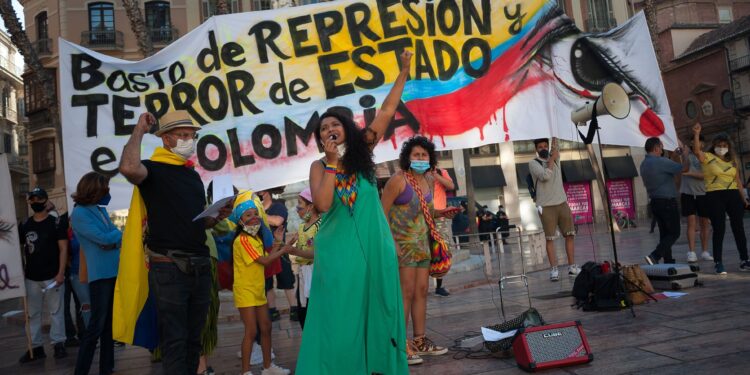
[570,82,631,124]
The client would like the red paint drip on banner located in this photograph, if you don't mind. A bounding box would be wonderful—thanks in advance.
[404,21,557,140]
[502,106,510,142]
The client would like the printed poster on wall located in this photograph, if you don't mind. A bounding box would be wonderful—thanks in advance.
[58,1,676,210]
[607,178,635,226]
[564,181,593,224]
[0,155,26,302]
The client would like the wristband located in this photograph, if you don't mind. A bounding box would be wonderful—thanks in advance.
[325,164,337,174]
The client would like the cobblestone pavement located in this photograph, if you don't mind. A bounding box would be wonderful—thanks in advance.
[2,218,749,374]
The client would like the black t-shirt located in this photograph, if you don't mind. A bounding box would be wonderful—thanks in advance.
[20,215,67,281]
[139,160,208,256]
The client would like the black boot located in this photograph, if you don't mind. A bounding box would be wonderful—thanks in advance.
[19,346,46,363]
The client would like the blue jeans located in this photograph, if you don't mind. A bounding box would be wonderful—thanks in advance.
[74,277,115,375]
[149,260,211,375]
[649,198,680,263]
[69,273,91,328]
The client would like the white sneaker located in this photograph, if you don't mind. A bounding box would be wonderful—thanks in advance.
[701,252,714,261]
[238,343,275,365]
[261,363,291,375]
[687,251,698,263]
[550,266,560,282]
[241,372,254,375]
[568,264,580,276]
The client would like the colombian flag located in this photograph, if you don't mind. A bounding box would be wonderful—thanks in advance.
[112,147,186,350]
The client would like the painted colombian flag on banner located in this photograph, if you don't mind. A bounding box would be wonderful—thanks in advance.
[112,185,159,350]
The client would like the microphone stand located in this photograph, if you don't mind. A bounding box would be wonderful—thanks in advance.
[576,101,657,317]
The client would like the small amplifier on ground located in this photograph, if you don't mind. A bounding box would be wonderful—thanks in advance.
[512,321,593,372]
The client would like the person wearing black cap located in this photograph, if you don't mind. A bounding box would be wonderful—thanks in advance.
[18,187,69,363]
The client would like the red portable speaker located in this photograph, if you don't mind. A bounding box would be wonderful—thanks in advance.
[512,321,593,372]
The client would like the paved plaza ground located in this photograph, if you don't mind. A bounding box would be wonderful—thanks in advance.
[2,217,749,374]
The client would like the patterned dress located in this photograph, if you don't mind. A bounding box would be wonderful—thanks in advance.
[388,177,433,266]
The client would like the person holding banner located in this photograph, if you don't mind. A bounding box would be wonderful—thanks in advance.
[296,50,413,374]
[529,138,579,281]
[70,172,122,375]
[18,187,69,363]
[118,110,231,374]
[382,136,456,365]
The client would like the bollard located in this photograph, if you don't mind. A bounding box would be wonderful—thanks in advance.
[483,241,493,276]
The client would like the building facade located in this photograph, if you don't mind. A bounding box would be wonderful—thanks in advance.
[20,0,650,225]
[19,0,308,212]
[635,0,750,182]
[0,30,27,222]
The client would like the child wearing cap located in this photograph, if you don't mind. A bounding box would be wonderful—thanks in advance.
[285,188,319,329]
[230,191,292,375]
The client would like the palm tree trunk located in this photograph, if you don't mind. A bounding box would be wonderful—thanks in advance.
[122,0,155,57]
[643,0,662,68]
[0,0,64,162]
[215,0,231,15]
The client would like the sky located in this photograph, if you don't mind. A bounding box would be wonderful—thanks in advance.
[0,1,25,30]
[0,1,30,72]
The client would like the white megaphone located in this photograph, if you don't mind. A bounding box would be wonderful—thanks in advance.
[570,82,631,125]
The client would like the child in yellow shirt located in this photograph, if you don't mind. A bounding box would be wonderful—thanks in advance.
[230,191,292,375]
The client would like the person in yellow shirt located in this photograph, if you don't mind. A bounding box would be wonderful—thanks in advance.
[286,187,319,329]
[693,123,750,274]
[230,191,292,375]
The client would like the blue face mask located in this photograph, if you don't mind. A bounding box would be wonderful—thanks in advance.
[98,192,112,206]
[410,160,430,174]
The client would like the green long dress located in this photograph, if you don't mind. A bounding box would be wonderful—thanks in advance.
[296,172,408,375]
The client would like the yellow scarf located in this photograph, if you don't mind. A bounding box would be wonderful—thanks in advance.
[112,147,186,344]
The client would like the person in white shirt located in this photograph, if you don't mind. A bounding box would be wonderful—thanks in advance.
[529,138,578,281]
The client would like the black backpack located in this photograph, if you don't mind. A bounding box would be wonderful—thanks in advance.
[526,159,543,200]
[572,261,627,311]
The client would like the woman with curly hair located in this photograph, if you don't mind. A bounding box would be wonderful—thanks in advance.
[295,51,412,375]
[381,136,456,365]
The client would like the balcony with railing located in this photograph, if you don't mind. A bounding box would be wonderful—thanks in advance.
[6,153,29,175]
[586,18,617,33]
[734,94,750,110]
[0,108,18,123]
[0,55,20,77]
[149,27,179,45]
[34,39,52,57]
[81,29,124,50]
[729,55,750,71]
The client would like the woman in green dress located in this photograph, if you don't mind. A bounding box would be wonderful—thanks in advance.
[295,51,412,375]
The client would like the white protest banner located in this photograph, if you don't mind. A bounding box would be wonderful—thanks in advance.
[59,1,675,210]
[0,154,26,301]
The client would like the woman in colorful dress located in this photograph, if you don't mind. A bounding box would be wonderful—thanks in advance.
[692,123,750,274]
[381,136,455,365]
[295,50,412,375]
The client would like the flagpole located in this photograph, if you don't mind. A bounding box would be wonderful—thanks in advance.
[22,296,33,359]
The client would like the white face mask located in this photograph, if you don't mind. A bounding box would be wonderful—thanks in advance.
[172,138,195,159]
[242,223,261,236]
[337,143,347,158]
[715,147,729,157]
